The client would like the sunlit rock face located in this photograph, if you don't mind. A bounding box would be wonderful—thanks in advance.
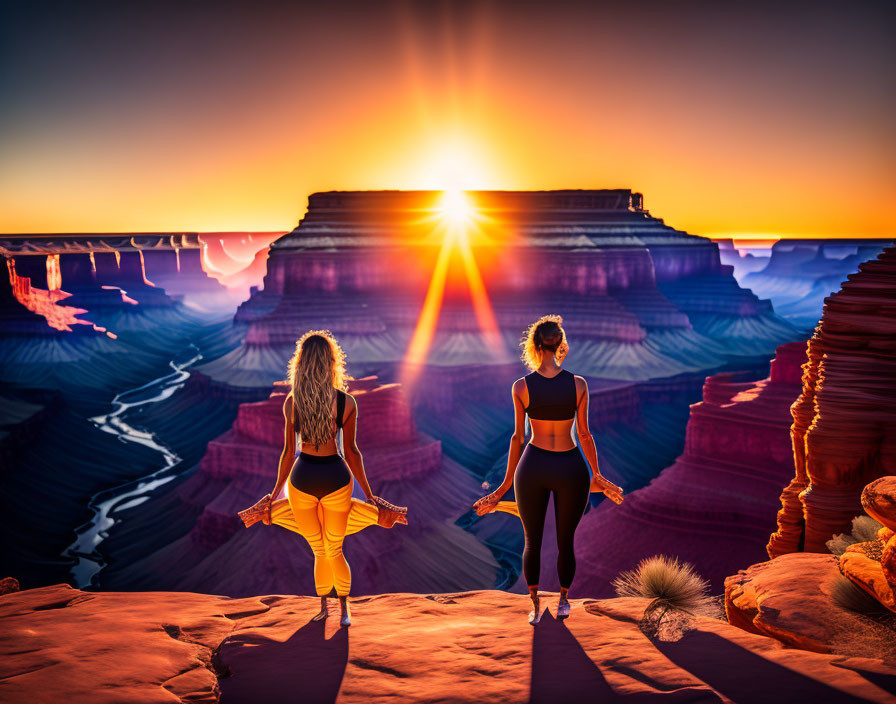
[4,584,893,704]
[0,232,254,317]
[767,246,896,558]
[99,377,500,596]
[721,238,894,330]
[523,341,808,597]
[724,552,896,654]
[7,584,896,704]
[202,189,800,391]
[838,476,896,614]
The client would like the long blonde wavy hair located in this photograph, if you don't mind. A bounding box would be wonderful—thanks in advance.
[520,314,569,371]
[287,330,350,447]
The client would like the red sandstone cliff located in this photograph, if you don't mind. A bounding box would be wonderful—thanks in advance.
[767,246,896,557]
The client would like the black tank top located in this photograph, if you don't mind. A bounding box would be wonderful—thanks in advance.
[524,369,577,420]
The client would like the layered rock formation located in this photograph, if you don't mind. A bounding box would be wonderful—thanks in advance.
[767,247,896,558]
[0,254,191,411]
[3,583,895,704]
[199,190,799,393]
[516,341,808,597]
[99,378,501,596]
[721,238,894,329]
[0,231,269,315]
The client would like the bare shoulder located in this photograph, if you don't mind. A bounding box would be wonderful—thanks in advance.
[512,377,527,395]
[342,390,358,417]
[282,392,293,415]
[574,375,588,397]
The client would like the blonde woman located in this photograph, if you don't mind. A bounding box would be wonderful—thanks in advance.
[474,315,623,625]
[262,330,391,627]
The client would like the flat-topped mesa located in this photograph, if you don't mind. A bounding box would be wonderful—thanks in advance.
[211,189,798,391]
[266,189,715,296]
[767,246,896,558]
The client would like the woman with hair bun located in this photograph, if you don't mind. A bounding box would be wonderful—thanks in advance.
[474,315,623,625]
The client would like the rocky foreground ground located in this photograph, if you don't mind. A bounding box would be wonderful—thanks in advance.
[2,583,895,704]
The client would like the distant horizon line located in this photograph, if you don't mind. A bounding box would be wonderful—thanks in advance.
[1,231,893,243]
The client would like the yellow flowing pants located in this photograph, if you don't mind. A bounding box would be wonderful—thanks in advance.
[286,481,354,597]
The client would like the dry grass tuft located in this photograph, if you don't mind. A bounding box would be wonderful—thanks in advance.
[613,555,720,641]
[613,555,712,612]
[827,515,884,556]
[829,574,893,621]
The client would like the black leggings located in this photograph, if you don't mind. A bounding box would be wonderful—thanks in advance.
[513,444,591,589]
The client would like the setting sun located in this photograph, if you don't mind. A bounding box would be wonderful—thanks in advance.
[439,189,475,228]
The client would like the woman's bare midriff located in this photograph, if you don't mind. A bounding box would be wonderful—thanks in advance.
[300,438,339,456]
[528,417,577,452]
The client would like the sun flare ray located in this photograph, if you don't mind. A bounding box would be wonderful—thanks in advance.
[400,189,507,388]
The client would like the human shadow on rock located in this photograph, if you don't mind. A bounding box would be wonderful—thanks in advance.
[654,631,872,704]
[530,610,719,703]
[218,617,348,704]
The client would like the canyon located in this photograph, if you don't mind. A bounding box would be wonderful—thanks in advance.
[0,233,256,588]
[2,205,895,702]
[202,190,800,395]
[90,190,808,594]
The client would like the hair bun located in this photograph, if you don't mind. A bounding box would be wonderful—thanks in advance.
[520,314,568,370]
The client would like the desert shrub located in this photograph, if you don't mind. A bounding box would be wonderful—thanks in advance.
[851,515,885,543]
[613,555,711,610]
[829,574,893,621]
[612,555,718,641]
[827,515,884,556]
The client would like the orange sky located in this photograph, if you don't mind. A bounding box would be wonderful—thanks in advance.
[1,1,893,238]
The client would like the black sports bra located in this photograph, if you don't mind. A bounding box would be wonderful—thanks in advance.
[524,369,577,420]
[291,389,347,435]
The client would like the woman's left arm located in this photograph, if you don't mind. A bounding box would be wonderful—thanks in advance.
[341,394,375,501]
[575,376,623,503]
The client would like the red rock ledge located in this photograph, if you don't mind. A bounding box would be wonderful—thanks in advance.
[3,583,896,703]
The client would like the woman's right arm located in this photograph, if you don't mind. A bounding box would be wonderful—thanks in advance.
[474,378,527,514]
[270,395,296,500]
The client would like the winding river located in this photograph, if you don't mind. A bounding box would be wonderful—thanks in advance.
[63,345,203,588]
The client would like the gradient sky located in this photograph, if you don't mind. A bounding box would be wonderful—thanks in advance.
[1,0,894,238]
